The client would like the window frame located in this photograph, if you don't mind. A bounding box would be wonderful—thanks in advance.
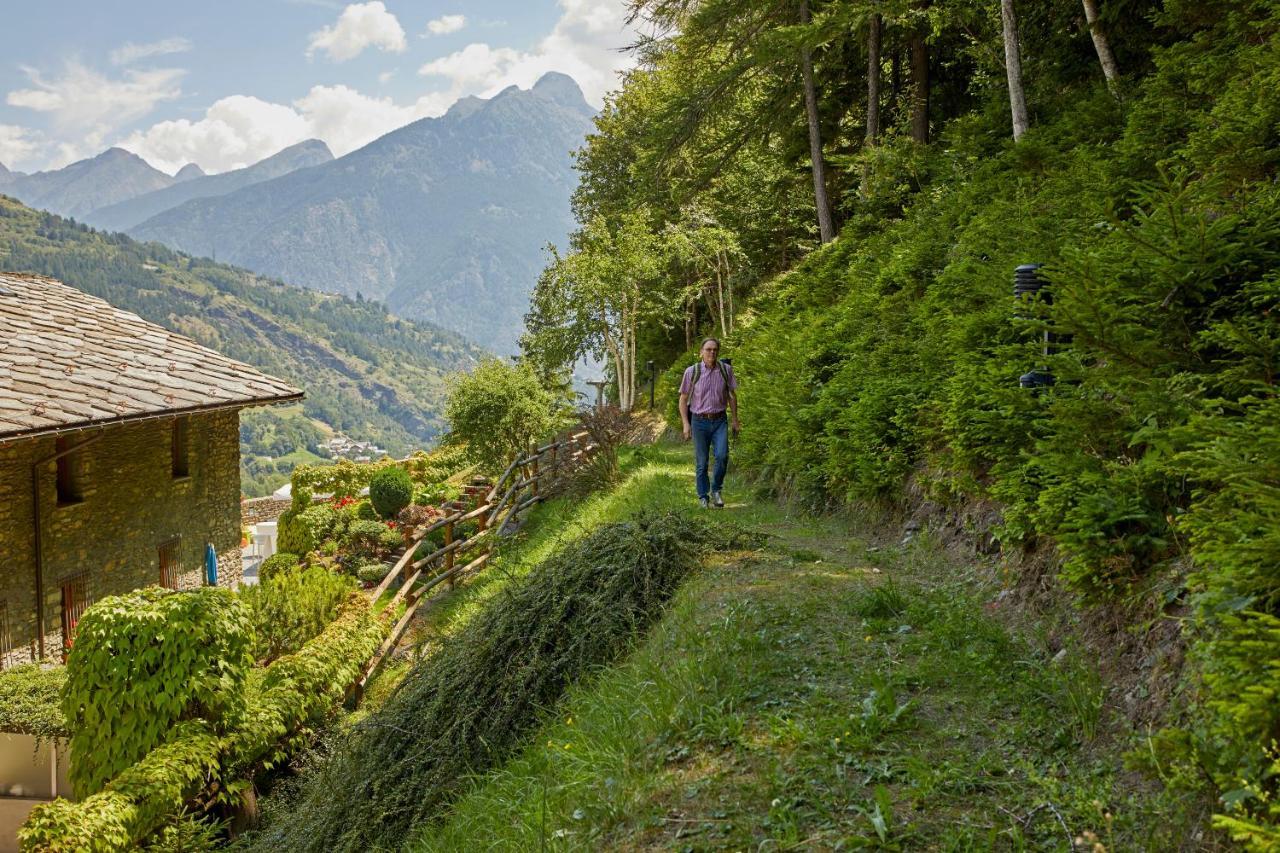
[54,436,84,505]
[171,416,191,480]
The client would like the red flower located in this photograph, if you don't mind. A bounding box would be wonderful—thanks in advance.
[386,520,398,529]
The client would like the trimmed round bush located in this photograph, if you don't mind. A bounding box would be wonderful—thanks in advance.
[369,467,413,520]
[342,519,401,560]
[356,562,389,584]
[259,552,300,584]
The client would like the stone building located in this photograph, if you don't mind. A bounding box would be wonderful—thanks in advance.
[0,272,301,667]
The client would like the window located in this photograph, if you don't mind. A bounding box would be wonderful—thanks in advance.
[159,539,181,590]
[60,573,90,660]
[0,600,11,670]
[55,436,83,504]
[171,417,190,478]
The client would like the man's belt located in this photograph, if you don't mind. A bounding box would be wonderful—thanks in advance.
[693,411,726,420]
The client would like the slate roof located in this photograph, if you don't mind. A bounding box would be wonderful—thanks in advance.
[0,272,303,441]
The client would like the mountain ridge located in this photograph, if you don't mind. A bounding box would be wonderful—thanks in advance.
[129,73,595,353]
[84,139,334,232]
[1,147,175,219]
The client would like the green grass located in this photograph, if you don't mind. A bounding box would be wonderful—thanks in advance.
[402,442,1206,851]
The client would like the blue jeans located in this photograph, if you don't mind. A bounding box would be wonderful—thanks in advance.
[693,415,729,499]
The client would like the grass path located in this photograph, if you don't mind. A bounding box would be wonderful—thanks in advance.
[399,442,1199,851]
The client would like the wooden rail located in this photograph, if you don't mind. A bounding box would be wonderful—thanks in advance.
[354,429,596,695]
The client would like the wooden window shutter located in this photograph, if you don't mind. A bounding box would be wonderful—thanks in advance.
[159,538,182,590]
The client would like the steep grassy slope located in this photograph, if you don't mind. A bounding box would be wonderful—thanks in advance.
[408,448,1206,851]
[0,195,484,491]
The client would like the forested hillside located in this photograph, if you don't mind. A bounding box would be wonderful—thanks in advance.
[527,0,1280,844]
[0,195,484,494]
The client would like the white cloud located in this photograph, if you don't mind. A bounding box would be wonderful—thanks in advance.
[378,70,395,84]
[426,14,466,36]
[110,37,194,66]
[5,60,185,167]
[117,95,311,174]
[307,1,406,62]
[0,124,41,171]
[7,61,184,130]
[417,0,634,107]
[118,85,453,174]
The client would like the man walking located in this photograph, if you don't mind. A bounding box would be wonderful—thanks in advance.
[679,338,740,508]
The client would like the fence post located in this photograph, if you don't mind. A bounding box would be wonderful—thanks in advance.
[549,440,559,494]
[531,452,540,500]
[444,519,455,588]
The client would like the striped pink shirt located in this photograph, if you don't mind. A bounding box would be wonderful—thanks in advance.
[680,362,737,416]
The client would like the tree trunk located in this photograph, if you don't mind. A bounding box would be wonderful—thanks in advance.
[1081,0,1120,92]
[866,14,883,145]
[909,27,930,143]
[723,251,735,333]
[800,0,837,244]
[891,47,902,107]
[1000,0,1030,141]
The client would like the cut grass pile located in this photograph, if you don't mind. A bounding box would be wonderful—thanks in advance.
[240,507,759,852]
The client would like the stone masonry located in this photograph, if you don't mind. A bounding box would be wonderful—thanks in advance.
[0,410,243,667]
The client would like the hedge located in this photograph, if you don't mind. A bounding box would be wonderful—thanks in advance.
[20,593,387,852]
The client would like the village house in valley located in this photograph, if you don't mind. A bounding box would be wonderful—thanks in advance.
[0,272,301,667]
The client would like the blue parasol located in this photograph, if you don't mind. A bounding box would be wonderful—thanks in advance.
[204,543,218,586]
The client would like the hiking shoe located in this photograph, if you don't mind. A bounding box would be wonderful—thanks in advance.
[699,496,710,509]
[712,491,724,508]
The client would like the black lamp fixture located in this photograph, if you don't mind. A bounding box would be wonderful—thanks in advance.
[646,359,656,409]
[1014,263,1054,388]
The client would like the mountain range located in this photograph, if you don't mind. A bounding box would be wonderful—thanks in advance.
[0,72,595,354]
[82,139,334,232]
[0,147,194,220]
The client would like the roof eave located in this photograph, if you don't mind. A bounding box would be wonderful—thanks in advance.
[0,390,305,446]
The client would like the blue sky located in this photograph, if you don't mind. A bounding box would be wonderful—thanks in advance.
[0,0,635,174]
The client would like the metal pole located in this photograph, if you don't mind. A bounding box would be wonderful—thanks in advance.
[647,360,655,409]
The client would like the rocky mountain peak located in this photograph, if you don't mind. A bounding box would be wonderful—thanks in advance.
[531,72,590,111]
[174,163,206,182]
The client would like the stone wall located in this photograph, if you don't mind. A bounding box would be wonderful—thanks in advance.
[0,410,243,668]
[241,496,294,527]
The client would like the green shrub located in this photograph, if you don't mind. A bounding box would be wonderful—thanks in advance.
[355,562,389,584]
[445,358,561,472]
[0,664,68,740]
[340,519,401,562]
[62,587,253,797]
[354,499,377,520]
[245,511,760,850]
[369,467,413,519]
[258,552,300,584]
[21,594,388,853]
[404,444,470,484]
[241,566,356,663]
[278,504,338,557]
[414,482,461,506]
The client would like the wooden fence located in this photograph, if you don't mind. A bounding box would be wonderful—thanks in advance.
[354,430,597,695]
